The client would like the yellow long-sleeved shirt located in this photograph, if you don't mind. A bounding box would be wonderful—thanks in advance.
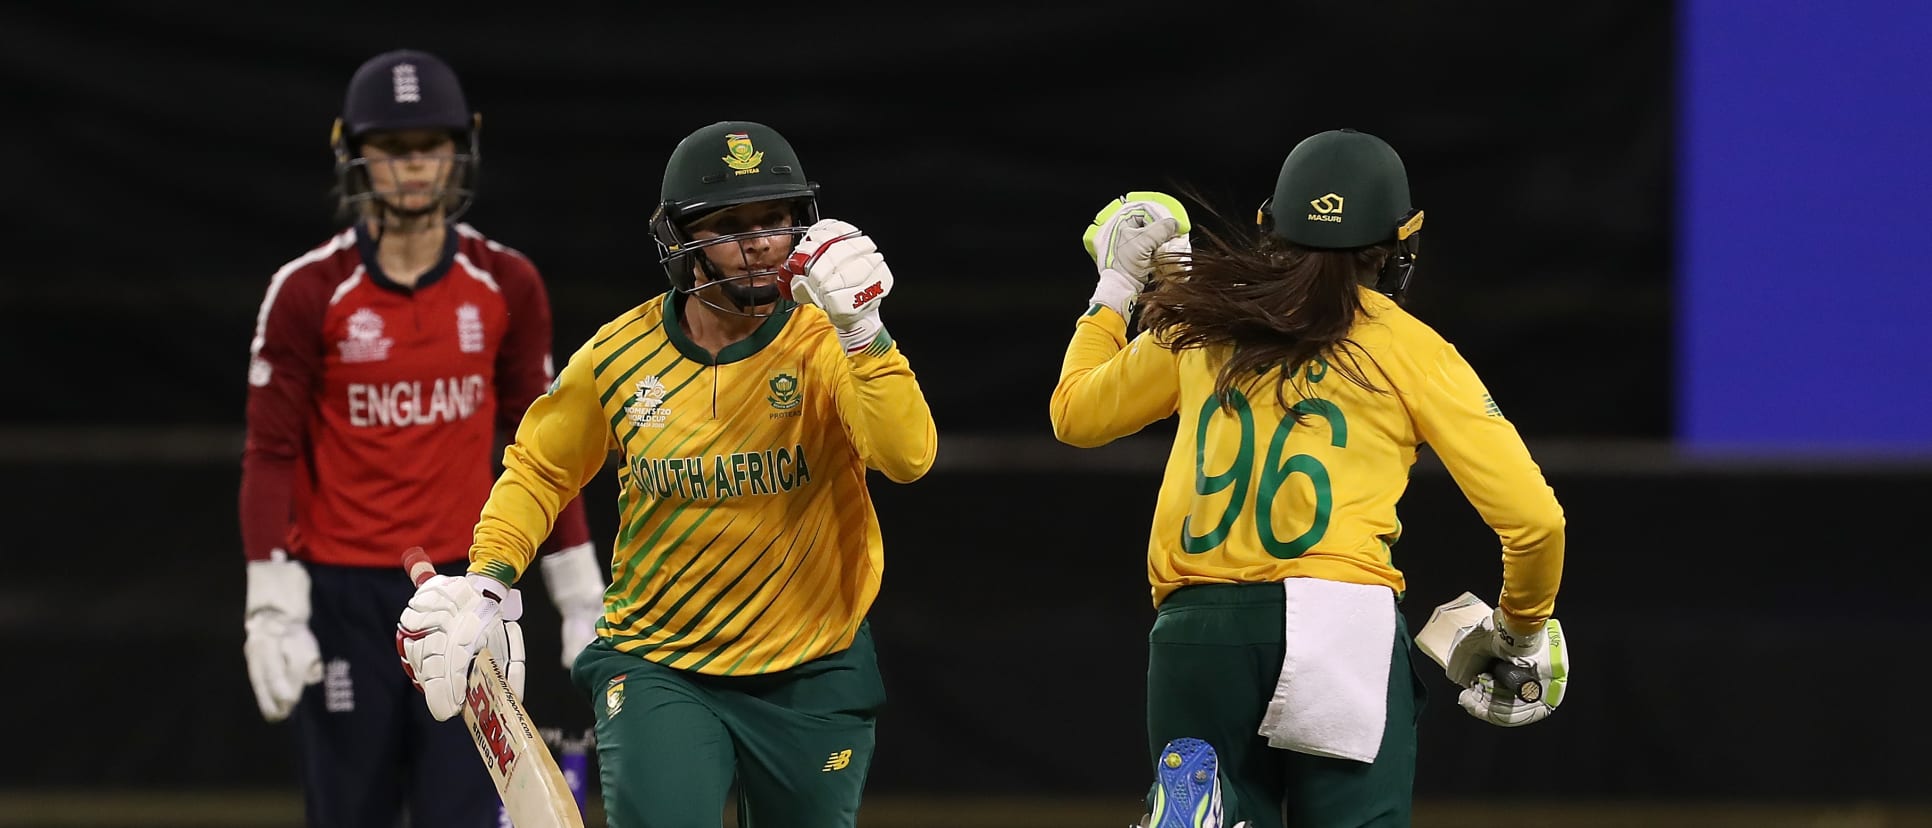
[470,293,936,675]
[1051,289,1562,630]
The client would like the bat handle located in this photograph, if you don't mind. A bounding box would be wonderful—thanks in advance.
[1490,659,1544,704]
[402,546,437,587]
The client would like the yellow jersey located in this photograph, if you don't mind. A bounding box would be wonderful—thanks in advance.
[1051,288,1562,628]
[470,293,936,675]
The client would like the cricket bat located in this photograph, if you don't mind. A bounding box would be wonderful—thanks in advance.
[403,547,586,828]
[1416,591,1542,703]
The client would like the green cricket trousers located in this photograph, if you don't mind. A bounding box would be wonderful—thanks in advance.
[1148,583,1428,828]
[572,622,886,828]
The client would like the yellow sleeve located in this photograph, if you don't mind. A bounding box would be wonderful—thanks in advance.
[821,333,938,484]
[1049,306,1181,447]
[1407,344,1565,629]
[469,339,610,585]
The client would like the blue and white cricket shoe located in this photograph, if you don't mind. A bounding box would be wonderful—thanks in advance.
[1146,737,1225,828]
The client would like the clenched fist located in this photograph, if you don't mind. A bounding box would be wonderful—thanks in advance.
[782,219,893,353]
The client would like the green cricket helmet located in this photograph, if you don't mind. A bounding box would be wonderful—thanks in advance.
[1256,129,1425,302]
[648,121,819,314]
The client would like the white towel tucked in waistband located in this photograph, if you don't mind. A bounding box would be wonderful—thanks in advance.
[1255,577,1395,764]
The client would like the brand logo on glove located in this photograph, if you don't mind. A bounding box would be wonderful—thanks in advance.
[466,683,520,775]
[851,282,885,308]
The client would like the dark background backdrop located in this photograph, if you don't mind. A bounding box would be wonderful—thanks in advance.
[0,1,1669,437]
[3,1,1926,825]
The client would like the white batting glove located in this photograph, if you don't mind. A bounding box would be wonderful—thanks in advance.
[540,542,606,669]
[1080,191,1191,319]
[1459,618,1570,727]
[396,573,526,722]
[242,555,324,722]
[782,218,893,353]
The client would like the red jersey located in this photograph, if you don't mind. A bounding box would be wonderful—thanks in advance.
[240,223,592,568]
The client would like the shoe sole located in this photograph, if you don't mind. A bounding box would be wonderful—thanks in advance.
[1149,737,1220,828]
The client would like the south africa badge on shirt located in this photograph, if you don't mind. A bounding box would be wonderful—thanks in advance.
[766,369,803,419]
[627,376,670,428]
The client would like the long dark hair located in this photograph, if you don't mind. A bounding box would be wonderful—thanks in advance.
[1138,200,1390,414]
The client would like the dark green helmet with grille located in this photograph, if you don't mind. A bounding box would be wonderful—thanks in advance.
[1257,129,1425,302]
[649,121,819,304]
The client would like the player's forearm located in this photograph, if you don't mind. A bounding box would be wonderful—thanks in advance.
[537,495,594,554]
[476,342,609,581]
[238,448,296,561]
[469,449,571,585]
[843,345,937,483]
[1494,497,1565,628]
[1448,460,1565,627]
[1448,445,1565,627]
[1050,309,1132,447]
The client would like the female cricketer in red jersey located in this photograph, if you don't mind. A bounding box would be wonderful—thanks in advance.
[398,120,937,828]
[238,49,605,828]
[1051,130,1571,828]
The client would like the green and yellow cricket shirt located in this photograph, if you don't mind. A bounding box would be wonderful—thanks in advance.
[1051,288,1563,628]
[470,293,936,675]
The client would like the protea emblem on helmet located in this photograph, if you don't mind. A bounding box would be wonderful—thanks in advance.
[722,132,764,173]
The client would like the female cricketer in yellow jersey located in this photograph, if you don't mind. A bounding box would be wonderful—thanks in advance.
[397,121,936,828]
[1051,130,1570,828]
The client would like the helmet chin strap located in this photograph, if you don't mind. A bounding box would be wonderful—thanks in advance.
[684,256,783,318]
[721,281,781,308]
[364,197,445,244]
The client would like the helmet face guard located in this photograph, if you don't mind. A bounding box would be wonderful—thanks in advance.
[649,121,819,317]
[332,116,480,224]
[650,195,818,317]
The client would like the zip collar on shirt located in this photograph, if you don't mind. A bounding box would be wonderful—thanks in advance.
[353,222,459,294]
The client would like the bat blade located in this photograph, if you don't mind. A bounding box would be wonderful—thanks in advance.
[401,547,585,827]
[465,647,585,828]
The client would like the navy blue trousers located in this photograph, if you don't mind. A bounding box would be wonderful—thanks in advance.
[295,561,498,828]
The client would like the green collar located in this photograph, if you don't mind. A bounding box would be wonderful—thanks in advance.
[662,292,796,365]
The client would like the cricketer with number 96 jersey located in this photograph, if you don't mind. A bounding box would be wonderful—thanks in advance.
[466,291,936,676]
[1053,136,1569,828]
[1052,287,1563,620]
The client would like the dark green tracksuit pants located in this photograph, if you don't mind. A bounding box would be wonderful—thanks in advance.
[1147,583,1427,828]
[572,623,886,828]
